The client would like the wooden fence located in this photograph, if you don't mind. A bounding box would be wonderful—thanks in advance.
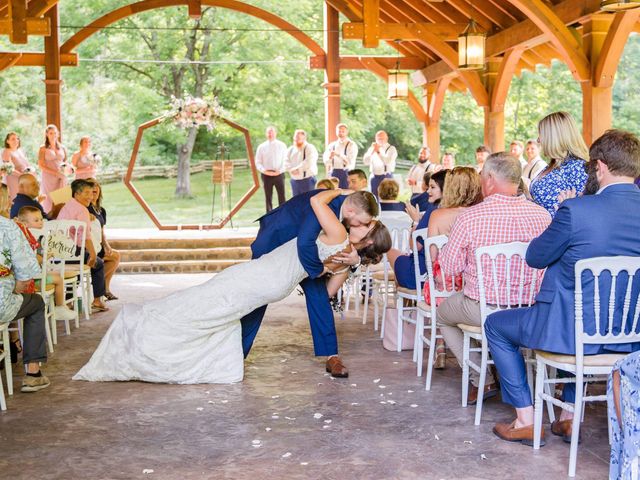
[97,159,250,184]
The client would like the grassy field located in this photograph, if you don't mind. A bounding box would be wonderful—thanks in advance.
[101,167,411,229]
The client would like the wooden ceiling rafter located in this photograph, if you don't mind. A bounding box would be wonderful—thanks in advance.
[447,0,495,31]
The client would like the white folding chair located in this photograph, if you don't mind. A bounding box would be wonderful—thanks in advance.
[415,235,458,389]
[371,224,412,337]
[394,227,428,357]
[463,241,541,426]
[43,220,90,335]
[533,256,640,478]
[0,321,10,409]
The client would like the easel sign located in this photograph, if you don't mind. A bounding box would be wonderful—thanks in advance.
[211,160,234,185]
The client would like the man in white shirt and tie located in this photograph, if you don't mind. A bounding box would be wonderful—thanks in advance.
[363,130,397,199]
[285,129,318,197]
[522,139,547,186]
[255,126,287,212]
[322,123,358,189]
[406,146,436,201]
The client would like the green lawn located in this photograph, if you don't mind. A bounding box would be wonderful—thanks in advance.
[101,167,411,229]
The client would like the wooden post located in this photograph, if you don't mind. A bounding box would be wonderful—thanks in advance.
[581,14,612,146]
[483,58,505,153]
[43,4,62,134]
[323,2,340,145]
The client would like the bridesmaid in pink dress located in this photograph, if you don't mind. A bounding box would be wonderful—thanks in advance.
[71,136,98,180]
[38,124,67,212]
[1,132,32,201]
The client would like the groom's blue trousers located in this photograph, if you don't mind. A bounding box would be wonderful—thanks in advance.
[240,237,339,358]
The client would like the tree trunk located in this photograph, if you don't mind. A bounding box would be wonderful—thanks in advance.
[175,126,198,197]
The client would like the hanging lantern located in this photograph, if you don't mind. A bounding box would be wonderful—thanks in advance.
[600,0,640,10]
[458,20,486,70]
[388,69,409,100]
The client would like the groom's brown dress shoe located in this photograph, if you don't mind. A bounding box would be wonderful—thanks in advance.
[551,419,581,444]
[326,356,349,378]
[493,421,545,446]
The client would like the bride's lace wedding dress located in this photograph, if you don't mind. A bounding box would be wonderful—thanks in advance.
[73,237,348,384]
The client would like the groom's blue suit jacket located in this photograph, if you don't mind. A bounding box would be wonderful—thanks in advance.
[240,190,347,357]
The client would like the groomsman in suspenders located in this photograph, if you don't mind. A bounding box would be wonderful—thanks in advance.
[406,146,436,201]
[255,126,287,212]
[322,123,357,189]
[285,129,318,197]
[363,130,397,199]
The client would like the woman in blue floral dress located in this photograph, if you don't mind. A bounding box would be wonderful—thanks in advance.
[608,351,640,479]
[530,112,589,216]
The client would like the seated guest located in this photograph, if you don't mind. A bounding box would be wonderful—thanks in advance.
[15,206,76,321]
[608,350,640,480]
[409,171,431,213]
[87,179,120,301]
[437,153,550,405]
[57,179,108,312]
[389,168,471,291]
[485,129,640,445]
[316,178,338,190]
[0,215,50,392]
[10,173,49,220]
[475,145,491,171]
[347,169,369,192]
[378,179,405,212]
[530,111,588,217]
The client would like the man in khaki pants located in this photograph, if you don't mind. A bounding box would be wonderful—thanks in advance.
[436,153,550,405]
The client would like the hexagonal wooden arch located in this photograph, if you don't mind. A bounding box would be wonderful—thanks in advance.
[124,115,259,230]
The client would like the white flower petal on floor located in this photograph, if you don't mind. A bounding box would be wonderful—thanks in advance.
[407,390,414,393]
[300,462,309,466]
[378,385,386,389]
[464,440,473,444]
[373,378,381,383]
[271,395,280,399]
[350,383,357,387]
[285,416,296,420]
[435,434,440,441]
[282,452,292,458]
[324,419,332,424]
[410,404,418,408]
[142,469,154,474]
[265,428,272,432]
[313,413,323,419]
[481,454,487,460]
[350,403,360,406]
[196,407,204,411]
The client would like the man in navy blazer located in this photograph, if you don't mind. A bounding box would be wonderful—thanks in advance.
[240,189,379,377]
[486,129,640,445]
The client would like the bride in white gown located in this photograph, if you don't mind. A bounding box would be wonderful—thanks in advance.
[74,189,391,384]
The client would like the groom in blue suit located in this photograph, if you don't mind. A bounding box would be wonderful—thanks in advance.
[486,129,640,444]
[240,189,378,377]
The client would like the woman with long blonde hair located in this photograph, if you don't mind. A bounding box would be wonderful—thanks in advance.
[530,111,588,216]
[38,124,67,213]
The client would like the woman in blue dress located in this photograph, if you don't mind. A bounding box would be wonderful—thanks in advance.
[529,111,589,217]
[608,351,640,480]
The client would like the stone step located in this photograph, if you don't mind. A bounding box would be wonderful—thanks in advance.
[110,237,255,250]
[118,259,249,274]
[119,247,253,262]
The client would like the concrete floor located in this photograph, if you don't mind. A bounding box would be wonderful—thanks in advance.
[0,274,610,480]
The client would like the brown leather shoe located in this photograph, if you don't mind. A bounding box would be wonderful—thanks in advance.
[326,356,349,378]
[467,382,499,406]
[493,421,545,446]
[551,419,581,444]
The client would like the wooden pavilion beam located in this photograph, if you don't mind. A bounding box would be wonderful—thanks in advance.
[504,0,590,81]
[362,0,380,48]
[0,0,50,43]
[309,55,426,70]
[324,1,340,145]
[0,52,21,72]
[412,0,601,86]
[0,50,77,67]
[43,3,61,132]
[593,9,640,88]
[343,21,467,42]
[27,0,58,17]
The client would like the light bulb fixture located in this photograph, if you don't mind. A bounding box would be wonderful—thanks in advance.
[458,20,486,70]
[388,40,409,100]
[601,0,640,10]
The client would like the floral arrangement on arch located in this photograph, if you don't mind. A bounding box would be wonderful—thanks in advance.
[170,96,223,132]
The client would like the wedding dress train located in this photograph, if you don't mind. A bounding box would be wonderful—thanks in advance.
[73,237,348,384]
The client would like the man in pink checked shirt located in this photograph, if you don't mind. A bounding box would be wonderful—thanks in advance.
[437,153,551,405]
